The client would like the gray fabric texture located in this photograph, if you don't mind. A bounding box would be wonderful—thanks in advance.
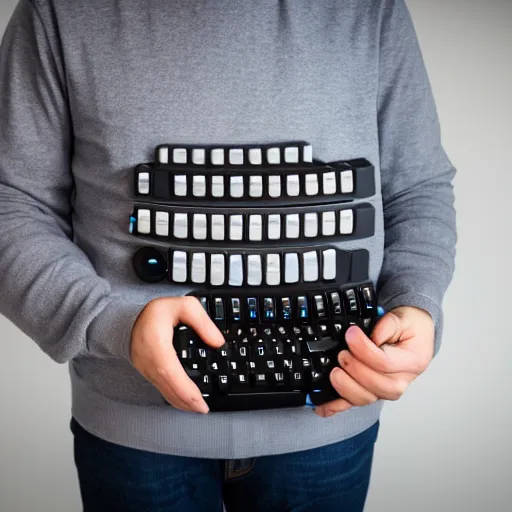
[0,0,456,458]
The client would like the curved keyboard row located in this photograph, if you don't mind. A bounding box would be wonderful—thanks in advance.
[133,246,369,288]
[130,204,374,244]
[135,159,375,206]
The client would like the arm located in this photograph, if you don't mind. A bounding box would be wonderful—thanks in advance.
[315,0,457,416]
[376,0,457,356]
[0,0,144,363]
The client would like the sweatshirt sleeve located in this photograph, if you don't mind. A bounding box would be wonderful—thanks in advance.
[375,0,457,355]
[0,0,146,364]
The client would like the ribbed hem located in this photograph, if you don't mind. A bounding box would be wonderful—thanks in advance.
[86,299,147,362]
[69,362,383,459]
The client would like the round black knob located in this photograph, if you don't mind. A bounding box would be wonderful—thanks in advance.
[132,247,168,283]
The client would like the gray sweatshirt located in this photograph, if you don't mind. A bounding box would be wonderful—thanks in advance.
[0,0,456,458]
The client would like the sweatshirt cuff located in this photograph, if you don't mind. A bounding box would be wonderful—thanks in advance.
[377,288,444,357]
[87,298,148,363]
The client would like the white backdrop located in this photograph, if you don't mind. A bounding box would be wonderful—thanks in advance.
[1,1,511,511]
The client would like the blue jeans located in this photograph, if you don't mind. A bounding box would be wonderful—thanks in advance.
[71,417,379,512]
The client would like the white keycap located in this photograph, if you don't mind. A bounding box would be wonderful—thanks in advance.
[249,176,263,197]
[191,253,206,283]
[287,175,300,196]
[322,211,336,236]
[210,254,225,286]
[249,148,262,165]
[340,170,354,194]
[229,215,244,241]
[303,251,319,282]
[173,148,187,164]
[158,147,169,164]
[211,176,224,197]
[230,176,244,198]
[284,253,299,284]
[305,174,318,196]
[267,147,281,164]
[266,254,281,286]
[340,209,354,234]
[286,214,300,239]
[229,255,244,286]
[322,249,337,281]
[172,251,187,283]
[174,175,187,196]
[192,148,205,165]
[192,175,206,197]
[211,149,224,166]
[247,255,262,286]
[229,149,244,165]
[137,209,151,235]
[193,214,207,240]
[138,172,150,194]
[303,145,313,163]
[304,212,318,238]
[268,176,281,198]
[211,214,225,240]
[284,147,299,163]
[173,213,188,239]
[268,214,281,240]
[249,215,263,241]
[323,171,337,195]
[155,212,169,237]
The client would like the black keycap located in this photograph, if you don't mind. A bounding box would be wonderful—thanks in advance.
[247,297,259,322]
[232,373,251,393]
[218,374,231,393]
[254,373,268,390]
[306,337,340,354]
[281,297,292,321]
[313,294,327,320]
[344,289,359,314]
[291,371,304,389]
[330,292,342,315]
[297,296,309,320]
[230,298,242,323]
[263,297,275,321]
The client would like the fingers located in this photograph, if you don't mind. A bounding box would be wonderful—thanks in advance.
[371,311,401,347]
[329,367,379,406]
[338,350,411,401]
[345,325,419,374]
[177,296,225,348]
[315,397,353,418]
[164,352,211,413]
[140,340,210,414]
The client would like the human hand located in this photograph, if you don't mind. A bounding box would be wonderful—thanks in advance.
[314,306,435,418]
[130,296,225,414]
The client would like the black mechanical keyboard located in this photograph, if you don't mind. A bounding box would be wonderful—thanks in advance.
[174,284,380,411]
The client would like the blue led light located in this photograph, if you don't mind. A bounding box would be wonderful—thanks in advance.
[129,216,136,234]
[377,306,385,317]
[250,311,257,319]
[148,258,158,265]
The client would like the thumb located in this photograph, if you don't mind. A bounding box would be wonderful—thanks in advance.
[177,296,226,348]
[371,310,402,347]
